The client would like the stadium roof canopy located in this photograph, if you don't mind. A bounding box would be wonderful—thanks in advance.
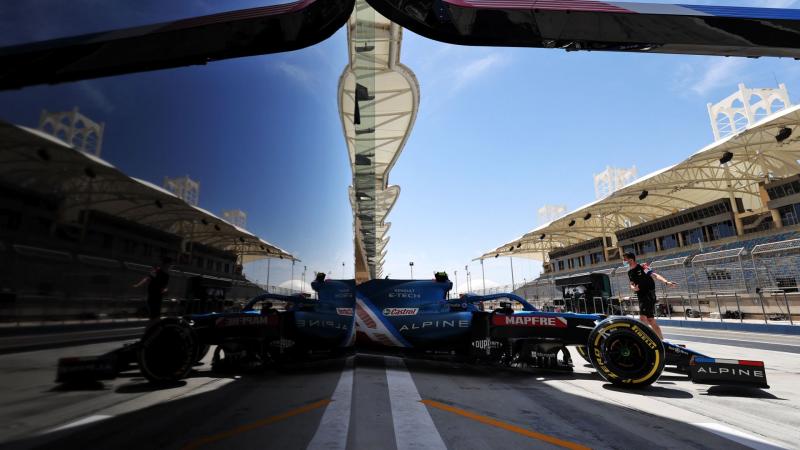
[0,121,297,263]
[338,0,419,280]
[480,104,800,261]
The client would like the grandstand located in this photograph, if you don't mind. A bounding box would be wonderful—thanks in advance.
[0,120,297,323]
[481,85,800,323]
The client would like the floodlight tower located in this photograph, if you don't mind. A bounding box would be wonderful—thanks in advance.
[223,209,247,229]
[537,205,566,225]
[708,83,792,141]
[39,107,105,157]
[164,175,200,206]
[594,166,638,200]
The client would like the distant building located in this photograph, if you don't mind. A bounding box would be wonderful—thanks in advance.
[164,176,200,206]
[223,209,247,229]
[708,83,792,141]
[38,107,104,157]
[594,166,638,200]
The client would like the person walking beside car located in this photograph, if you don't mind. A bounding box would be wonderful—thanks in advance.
[623,252,677,339]
[133,257,172,321]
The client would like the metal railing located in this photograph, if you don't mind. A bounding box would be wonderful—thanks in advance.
[518,239,800,325]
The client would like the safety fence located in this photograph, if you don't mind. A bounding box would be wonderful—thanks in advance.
[510,238,800,325]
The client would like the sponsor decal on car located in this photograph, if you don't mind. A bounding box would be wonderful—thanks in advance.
[398,320,470,331]
[493,315,568,328]
[382,307,419,316]
[215,316,278,327]
[269,338,295,349]
[387,288,421,299]
[296,319,349,330]
[694,366,765,378]
[471,339,502,350]
[334,289,353,299]
[336,308,354,316]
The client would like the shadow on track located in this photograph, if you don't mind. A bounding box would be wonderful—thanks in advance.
[701,386,784,400]
[602,383,694,399]
[3,355,761,450]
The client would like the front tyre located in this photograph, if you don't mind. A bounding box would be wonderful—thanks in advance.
[137,319,196,383]
[587,317,665,388]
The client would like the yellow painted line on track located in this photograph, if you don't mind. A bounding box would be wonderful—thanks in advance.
[181,399,331,450]
[421,399,591,450]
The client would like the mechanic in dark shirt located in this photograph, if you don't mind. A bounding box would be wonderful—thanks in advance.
[133,257,171,320]
[623,252,677,339]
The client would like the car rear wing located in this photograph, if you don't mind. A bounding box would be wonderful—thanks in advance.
[365,0,800,59]
[0,0,354,90]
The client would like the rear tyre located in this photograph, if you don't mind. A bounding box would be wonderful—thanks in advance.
[575,345,592,364]
[194,344,211,363]
[137,319,196,383]
[587,317,665,388]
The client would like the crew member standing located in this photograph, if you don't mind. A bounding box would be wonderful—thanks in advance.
[623,252,677,339]
[133,257,171,320]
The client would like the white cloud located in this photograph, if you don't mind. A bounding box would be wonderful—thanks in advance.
[677,57,748,96]
[77,81,114,113]
[451,52,510,93]
[271,60,316,91]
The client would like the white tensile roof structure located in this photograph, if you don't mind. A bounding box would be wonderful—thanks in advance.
[338,0,419,282]
[0,121,297,263]
[480,104,800,261]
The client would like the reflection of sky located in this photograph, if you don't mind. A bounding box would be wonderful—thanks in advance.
[2,0,795,47]
[0,0,294,46]
[0,11,352,286]
[2,1,800,290]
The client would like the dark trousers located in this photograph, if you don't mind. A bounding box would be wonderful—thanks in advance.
[147,294,163,320]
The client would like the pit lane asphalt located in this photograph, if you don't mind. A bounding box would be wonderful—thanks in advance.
[1,327,798,450]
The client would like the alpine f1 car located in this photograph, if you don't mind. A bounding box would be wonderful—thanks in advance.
[57,274,768,389]
[57,277,357,384]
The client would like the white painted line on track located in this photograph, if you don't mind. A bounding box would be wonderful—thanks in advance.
[307,357,354,450]
[384,356,447,450]
[694,423,788,450]
[46,415,112,433]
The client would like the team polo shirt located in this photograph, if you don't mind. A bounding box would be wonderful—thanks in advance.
[628,263,656,293]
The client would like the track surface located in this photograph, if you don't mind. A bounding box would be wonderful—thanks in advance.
[1,326,798,450]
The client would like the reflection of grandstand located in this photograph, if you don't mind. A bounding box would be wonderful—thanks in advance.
[482,85,800,321]
[0,120,296,322]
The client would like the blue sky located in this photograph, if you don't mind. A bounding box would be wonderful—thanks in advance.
[2,0,800,291]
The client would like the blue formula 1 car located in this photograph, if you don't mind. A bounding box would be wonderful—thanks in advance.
[57,278,357,384]
[56,274,768,389]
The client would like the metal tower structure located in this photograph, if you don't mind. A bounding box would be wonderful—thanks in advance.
[339,0,419,283]
[223,209,247,229]
[164,175,200,206]
[537,205,567,225]
[594,166,638,200]
[38,107,104,157]
[708,83,792,141]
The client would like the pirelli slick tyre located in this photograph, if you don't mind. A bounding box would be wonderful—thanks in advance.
[575,345,592,364]
[194,344,211,363]
[587,317,665,388]
[137,319,196,383]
